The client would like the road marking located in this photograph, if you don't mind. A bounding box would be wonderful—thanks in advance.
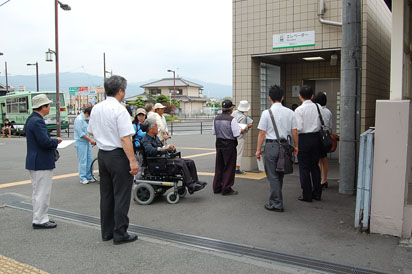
[198,171,266,180]
[0,152,265,189]
[178,147,215,151]
[0,254,48,273]
[0,172,79,189]
[185,151,216,158]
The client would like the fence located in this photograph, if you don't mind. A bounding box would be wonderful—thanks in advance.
[64,120,214,138]
[354,128,375,232]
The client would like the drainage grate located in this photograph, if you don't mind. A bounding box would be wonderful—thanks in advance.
[8,201,388,274]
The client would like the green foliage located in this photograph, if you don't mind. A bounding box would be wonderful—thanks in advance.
[223,96,232,101]
[146,93,155,103]
[165,115,178,122]
[128,96,145,108]
[156,94,169,104]
[172,99,180,108]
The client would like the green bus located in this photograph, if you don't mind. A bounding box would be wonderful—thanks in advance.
[0,91,69,133]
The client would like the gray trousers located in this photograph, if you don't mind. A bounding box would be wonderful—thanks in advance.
[30,169,54,224]
[264,142,284,210]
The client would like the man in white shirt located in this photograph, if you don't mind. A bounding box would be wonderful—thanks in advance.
[256,86,298,212]
[88,75,139,245]
[152,103,169,144]
[294,85,323,202]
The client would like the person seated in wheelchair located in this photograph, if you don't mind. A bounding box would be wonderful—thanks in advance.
[141,118,207,194]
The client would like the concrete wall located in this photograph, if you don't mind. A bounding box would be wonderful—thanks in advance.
[360,0,391,130]
[371,100,412,238]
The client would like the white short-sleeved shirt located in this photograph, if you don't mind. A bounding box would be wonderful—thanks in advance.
[294,100,324,134]
[257,102,297,140]
[322,106,333,132]
[87,96,135,151]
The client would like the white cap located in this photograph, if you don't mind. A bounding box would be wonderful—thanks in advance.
[237,100,250,112]
[32,94,52,109]
[154,103,166,109]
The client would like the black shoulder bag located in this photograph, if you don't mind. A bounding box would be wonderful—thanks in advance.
[314,102,333,154]
[268,109,294,174]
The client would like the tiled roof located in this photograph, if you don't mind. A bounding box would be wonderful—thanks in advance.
[140,78,203,88]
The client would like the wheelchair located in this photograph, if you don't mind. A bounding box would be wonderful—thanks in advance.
[133,149,190,205]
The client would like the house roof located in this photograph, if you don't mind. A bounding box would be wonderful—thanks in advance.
[125,93,207,103]
[140,78,203,89]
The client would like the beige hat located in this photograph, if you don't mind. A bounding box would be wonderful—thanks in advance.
[154,103,166,109]
[32,94,52,109]
[237,100,250,112]
[136,108,146,115]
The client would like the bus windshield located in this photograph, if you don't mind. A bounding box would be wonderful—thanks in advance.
[31,93,65,108]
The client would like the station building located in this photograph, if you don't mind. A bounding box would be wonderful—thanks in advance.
[232,0,391,169]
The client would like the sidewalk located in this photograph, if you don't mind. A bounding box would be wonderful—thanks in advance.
[0,134,411,273]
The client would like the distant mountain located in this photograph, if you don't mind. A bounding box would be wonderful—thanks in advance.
[3,72,232,99]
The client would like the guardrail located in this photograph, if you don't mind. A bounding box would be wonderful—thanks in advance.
[64,120,214,138]
[355,128,375,232]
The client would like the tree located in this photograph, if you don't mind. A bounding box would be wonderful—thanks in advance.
[146,93,155,104]
[171,99,180,108]
[156,94,169,104]
[223,96,232,101]
[128,96,145,108]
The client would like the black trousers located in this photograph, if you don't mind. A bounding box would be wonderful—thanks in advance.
[297,132,322,201]
[98,148,133,241]
[168,158,199,187]
[213,146,237,194]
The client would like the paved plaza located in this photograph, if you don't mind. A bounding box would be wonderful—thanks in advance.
[0,134,411,274]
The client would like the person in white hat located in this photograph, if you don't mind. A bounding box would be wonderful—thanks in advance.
[231,100,253,174]
[25,94,63,229]
[152,103,169,144]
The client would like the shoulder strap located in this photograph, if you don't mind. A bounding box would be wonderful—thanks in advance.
[313,102,325,126]
[268,109,281,141]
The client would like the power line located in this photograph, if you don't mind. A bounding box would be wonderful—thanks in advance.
[0,0,12,7]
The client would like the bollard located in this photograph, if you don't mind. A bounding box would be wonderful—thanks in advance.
[171,122,173,136]
[200,122,203,135]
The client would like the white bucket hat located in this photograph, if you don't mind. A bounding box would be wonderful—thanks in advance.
[32,94,52,109]
[154,103,166,109]
[237,100,250,112]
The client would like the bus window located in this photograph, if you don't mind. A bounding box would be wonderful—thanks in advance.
[19,97,28,113]
[32,94,65,107]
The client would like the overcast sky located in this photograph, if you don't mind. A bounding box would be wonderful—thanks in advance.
[0,0,232,85]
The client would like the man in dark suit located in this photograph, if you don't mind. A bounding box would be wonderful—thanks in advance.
[26,94,62,229]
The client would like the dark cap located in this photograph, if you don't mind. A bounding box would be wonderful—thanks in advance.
[222,100,235,111]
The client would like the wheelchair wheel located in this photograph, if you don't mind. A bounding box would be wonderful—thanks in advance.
[134,183,155,205]
[177,186,187,198]
[90,158,100,182]
[166,191,180,204]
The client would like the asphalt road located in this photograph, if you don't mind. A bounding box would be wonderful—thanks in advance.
[0,134,411,274]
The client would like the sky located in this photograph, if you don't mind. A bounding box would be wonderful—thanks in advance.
[0,0,232,85]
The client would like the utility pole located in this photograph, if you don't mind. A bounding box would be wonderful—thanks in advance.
[340,0,362,195]
[5,62,8,93]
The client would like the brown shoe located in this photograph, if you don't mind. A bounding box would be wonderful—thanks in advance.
[222,190,238,196]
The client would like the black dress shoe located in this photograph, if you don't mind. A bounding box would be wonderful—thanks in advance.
[298,196,312,203]
[32,221,57,229]
[197,181,207,187]
[312,195,321,201]
[264,203,284,212]
[102,235,113,241]
[113,234,138,245]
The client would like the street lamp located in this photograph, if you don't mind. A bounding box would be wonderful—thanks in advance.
[0,52,9,93]
[46,0,71,137]
[27,62,39,91]
[167,69,176,103]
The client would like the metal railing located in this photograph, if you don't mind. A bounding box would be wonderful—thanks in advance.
[355,128,375,232]
[168,121,213,136]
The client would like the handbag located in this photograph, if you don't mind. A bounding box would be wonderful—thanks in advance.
[330,133,340,152]
[314,102,333,154]
[268,109,294,174]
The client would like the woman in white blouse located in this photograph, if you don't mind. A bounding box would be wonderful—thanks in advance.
[313,92,332,188]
